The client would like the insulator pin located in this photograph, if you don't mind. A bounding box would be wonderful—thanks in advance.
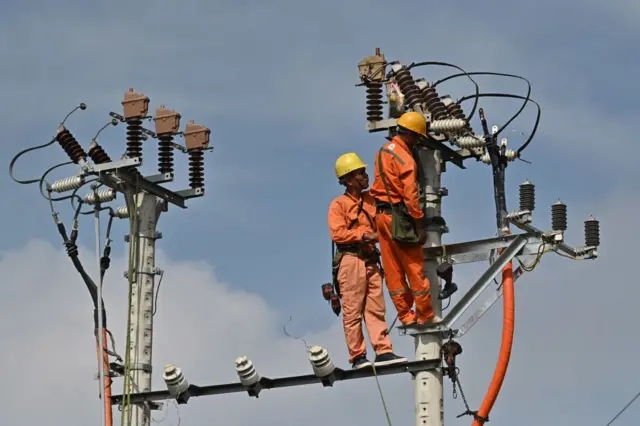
[430,119,466,133]
[50,176,84,193]
[83,188,116,205]
[551,200,567,231]
[454,135,485,149]
[584,215,600,247]
[188,149,205,189]
[88,141,112,164]
[235,356,260,387]
[113,205,129,219]
[365,82,384,122]
[56,126,87,164]
[519,180,535,212]
[480,149,518,164]
[391,65,423,111]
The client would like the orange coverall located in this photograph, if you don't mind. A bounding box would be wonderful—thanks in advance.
[369,136,435,325]
[327,191,393,363]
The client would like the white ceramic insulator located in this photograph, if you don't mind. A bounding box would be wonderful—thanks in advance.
[480,149,517,164]
[454,135,485,149]
[235,356,260,387]
[308,345,335,377]
[113,205,129,219]
[50,176,84,193]
[163,364,189,397]
[83,188,116,205]
[430,118,466,133]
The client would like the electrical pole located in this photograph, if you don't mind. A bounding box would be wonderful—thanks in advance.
[415,148,444,426]
[122,192,163,426]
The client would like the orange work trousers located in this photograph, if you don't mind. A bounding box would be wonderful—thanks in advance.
[337,253,393,364]
[375,213,435,325]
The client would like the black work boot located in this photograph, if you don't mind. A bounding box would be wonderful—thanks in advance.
[351,355,372,369]
[374,352,408,366]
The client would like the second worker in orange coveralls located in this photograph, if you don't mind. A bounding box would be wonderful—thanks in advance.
[369,111,436,327]
[328,153,407,369]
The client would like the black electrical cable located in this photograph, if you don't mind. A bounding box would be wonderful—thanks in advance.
[9,138,57,185]
[604,389,640,426]
[8,103,86,186]
[38,161,74,201]
[478,108,508,229]
[433,72,532,139]
[406,61,481,122]
[456,93,541,156]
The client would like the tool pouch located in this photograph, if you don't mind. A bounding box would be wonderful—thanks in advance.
[390,203,420,244]
[377,147,420,244]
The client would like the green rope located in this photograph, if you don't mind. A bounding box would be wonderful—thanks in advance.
[371,363,393,426]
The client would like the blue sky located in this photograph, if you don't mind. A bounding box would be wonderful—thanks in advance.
[1,1,639,425]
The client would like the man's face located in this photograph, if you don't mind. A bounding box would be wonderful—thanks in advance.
[347,168,369,189]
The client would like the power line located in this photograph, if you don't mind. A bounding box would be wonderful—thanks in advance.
[605,389,640,426]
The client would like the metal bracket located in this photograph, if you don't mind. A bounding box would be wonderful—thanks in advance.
[176,187,204,199]
[509,218,597,259]
[124,267,164,279]
[419,138,466,169]
[124,232,163,242]
[113,169,187,209]
[145,172,174,184]
[80,157,141,174]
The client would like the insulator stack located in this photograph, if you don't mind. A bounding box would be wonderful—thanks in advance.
[83,188,116,205]
[392,66,423,111]
[480,149,517,164]
[454,135,485,149]
[126,117,143,160]
[308,346,335,377]
[56,126,87,164]
[88,141,112,164]
[519,180,535,212]
[113,205,129,219]
[584,215,600,247]
[235,356,260,387]
[157,134,175,174]
[431,119,467,133]
[419,83,448,120]
[188,149,205,189]
[365,82,384,122]
[50,176,84,193]
[163,364,189,397]
[551,200,567,231]
[445,103,473,134]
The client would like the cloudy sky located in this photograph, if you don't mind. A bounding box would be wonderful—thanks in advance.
[1,0,638,425]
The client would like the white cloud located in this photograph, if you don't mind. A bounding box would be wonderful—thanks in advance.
[1,187,638,426]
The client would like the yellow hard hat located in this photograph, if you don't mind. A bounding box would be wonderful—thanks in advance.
[335,152,366,179]
[397,111,428,137]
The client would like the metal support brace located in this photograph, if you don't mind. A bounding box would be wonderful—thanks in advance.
[399,235,528,337]
[442,235,527,328]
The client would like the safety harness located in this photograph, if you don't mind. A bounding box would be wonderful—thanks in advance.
[321,195,383,316]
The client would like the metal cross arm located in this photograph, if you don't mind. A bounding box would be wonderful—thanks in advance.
[508,217,598,259]
[400,235,528,337]
[423,232,545,266]
[110,359,441,405]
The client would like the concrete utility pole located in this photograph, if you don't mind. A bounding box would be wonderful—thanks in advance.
[415,148,445,426]
[121,193,163,426]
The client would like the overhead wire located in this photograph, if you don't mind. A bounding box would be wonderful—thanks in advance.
[433,71,532,140]
[604,389,640,426]
[407,61,481,120]
[457,93,541,157]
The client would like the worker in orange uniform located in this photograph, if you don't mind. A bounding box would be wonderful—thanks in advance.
[369,111,435,327]
[328,152,407,369]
